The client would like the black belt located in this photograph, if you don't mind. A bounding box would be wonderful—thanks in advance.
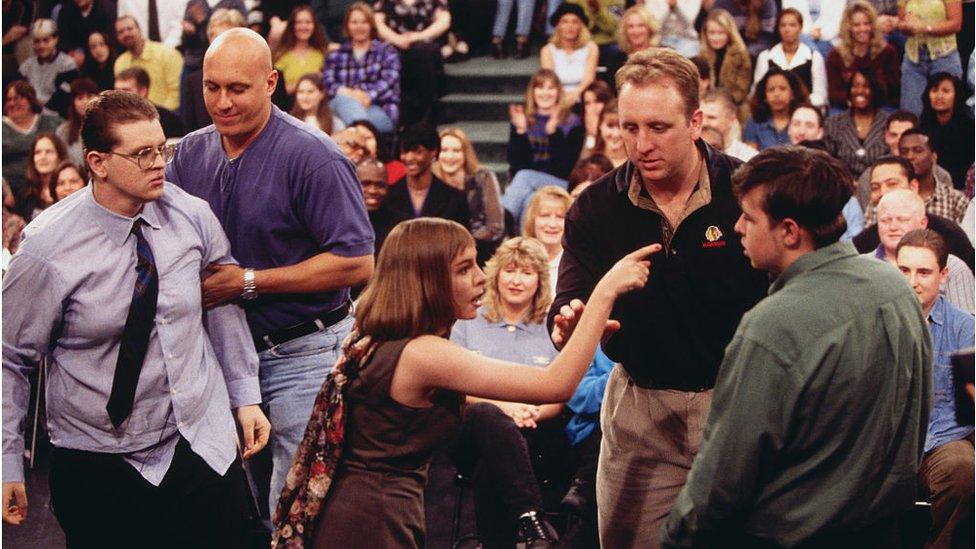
[253,302,351,351]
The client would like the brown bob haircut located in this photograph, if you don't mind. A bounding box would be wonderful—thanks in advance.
[356,218,475,340]
[733,146,853,249]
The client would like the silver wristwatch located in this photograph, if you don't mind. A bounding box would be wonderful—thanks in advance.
[242,268,257,300]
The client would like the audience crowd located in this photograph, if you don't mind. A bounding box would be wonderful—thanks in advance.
[1,0,974,548]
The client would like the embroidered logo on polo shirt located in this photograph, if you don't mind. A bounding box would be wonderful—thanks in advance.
[703,225,726,248]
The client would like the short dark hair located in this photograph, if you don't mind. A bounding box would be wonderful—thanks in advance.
[750,67,809,123]
[871,155,916,182]
[898,128,932,151]
[568,154,614,194]
[897,228,948,270]
[5,80,43,114]
[791,102,824,128]
[116,67,151,90]
[845,67,886,111]
[689,55,710,81]
[50,161,89,203]
[886,109,919,130]
[81,90,159,153]
[399,122,440,152]
[732,146,852,248]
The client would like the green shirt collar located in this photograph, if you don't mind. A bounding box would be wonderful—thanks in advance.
[768,241,859,296]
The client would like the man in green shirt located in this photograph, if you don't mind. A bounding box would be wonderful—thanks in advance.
[662,146,933,547]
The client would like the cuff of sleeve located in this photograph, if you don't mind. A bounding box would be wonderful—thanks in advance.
[2,453,24,483]
[328,241,375,258]
[226,376,262,409]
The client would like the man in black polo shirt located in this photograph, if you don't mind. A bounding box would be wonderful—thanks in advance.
[548,48,768,547]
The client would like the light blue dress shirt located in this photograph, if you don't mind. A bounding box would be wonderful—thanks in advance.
[2,183,261,485]
[925,295,975,453]
[450,307,557,367]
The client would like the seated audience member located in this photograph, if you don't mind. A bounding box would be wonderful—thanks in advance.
[181,7,247,134]
[332,126,370,163]
[744,67,809,150]
[854,110,925,208]
[855,171,975,273]
[895,229,975,549]
[15,133,67,222]
[691,56,712,99]
[868,189,973,313]
[585,99,627,168]
[698,9,753,123]
[56,77,99,165]
[385,123,470,226]
[490,0,535,59]
[113,15,184,112]
[522,186,572,287]
[644,0,700,58]
[826,1,900,112]
[823,68,890,178]
[450,236,567,547]
[2,81,63,195]
[566,154,614,200]
[19,19,78,116]
[2,179,26,262]
[503,69,585,226]
[324,3,401,134]
[792,137,864,241]
[79,31,117,92]
[753,8,828,108]
[289,73,339,134]
[118,0,187,49]
[898,0,964,116]
[50,161,88,203]
[114,68,184,138]
[347,119,406,181]
[541,3,599,106]
[712,0,779,57]
[562,0,626,81]
[702,88,758,162]
[434,127,506,263]
[55,0,117,67]
[270,5,328,98]
[781,0,843,60]
[580,81,613,156]
[920,72,975,189]
[180,2,248,112]
[617,6,660,61]
[356,157,406,259]
[374,0,450,126]
[787,102,824,144]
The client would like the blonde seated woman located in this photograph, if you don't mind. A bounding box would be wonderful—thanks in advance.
[433,128,506,263]
[523,186,573,291]
[450,236,573,546]
[618,6,661,59]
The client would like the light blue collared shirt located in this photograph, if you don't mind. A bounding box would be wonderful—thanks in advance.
[450,308,557,367]
[925,295,975,453]
[3,183,261,485]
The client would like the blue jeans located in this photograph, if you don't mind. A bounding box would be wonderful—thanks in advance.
[329,93,395,133]
[493,0,535,38]
[545,0,562,35]
[660,35,700,59]
[800,34,834,60]
[901,47,963,115]
[501,169,568,228]
[258,314,353,514]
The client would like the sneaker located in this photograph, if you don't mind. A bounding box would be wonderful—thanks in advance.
[516,510,558,549]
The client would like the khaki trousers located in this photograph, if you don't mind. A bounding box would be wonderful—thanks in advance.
[596,364,712,549]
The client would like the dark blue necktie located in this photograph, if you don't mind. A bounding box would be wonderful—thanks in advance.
[106,221,159,428]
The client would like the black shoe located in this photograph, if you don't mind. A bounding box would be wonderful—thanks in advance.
[516,510,558,549]
[560,477,589,514]
[491,38,507,60]
[514,37,529,59]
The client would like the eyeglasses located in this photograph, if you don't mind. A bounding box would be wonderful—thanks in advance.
[109,143,177,170]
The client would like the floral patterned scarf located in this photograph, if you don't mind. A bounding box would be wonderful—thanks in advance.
[271,329,377,548]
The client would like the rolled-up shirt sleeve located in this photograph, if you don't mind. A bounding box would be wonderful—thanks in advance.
[2,253,65,482]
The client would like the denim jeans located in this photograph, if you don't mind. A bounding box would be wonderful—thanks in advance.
[493,0,535,38]
[660,35,700,59]
[258,314,353,514]
[545,0,562,35]
[329,93,395,133]
[800,34,834,61]
[501,169,568,228]
[901,46,963,115]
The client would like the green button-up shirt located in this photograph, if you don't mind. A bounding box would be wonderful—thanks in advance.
[662,241,933,546]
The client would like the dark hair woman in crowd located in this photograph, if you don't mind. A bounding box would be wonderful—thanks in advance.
[272,217,656,548]
[920,72,975,189]
[17,133,67,221]
[289,73,336,134]
[824,68,891,177]
[586,98,627,168]
[2,80,63,195]
[580,80,614,156]
[744,67,810,150]
[826,1,900,112]
[55,77,99,165]
[80,31,116,91]
[49,161,88,203]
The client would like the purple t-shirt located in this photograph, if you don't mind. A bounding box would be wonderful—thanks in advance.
[166,106,374,337]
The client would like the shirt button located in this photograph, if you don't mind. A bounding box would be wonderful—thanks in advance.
[507,325,516,333]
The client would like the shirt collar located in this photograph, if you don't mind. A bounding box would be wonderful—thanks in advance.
[85,184,162,246]
[928,294,946,327]
[769,241,859,295]
[873,244,887,260]
[625,140,712,214]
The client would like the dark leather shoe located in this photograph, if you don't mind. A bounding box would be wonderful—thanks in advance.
[560,477,588,514]
[491,38,506,60]
[516,510,558,549]
[514,37,529,59]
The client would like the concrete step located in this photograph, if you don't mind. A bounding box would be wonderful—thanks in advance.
[439,92,523,122]
[443,55,539,95]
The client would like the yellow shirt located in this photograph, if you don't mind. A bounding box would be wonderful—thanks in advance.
[901,0,960,63]
[275,49,326,91]
[114,40,184,111]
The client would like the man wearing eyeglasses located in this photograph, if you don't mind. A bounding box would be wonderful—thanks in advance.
[2,90,270,545]
[165,28,375,515]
